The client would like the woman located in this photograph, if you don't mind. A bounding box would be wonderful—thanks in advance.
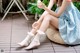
[18,0,80,49]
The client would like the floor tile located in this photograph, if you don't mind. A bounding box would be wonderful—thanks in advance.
[74,45,80,53]
[0,15,77,53]
[55,51,76,53]
[33,42,55,53]
[52,43,76,53]
[11,48,32,53]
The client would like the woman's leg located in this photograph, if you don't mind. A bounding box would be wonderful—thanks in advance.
[25,14,59,49]
[18,26,41,46]
[30,26,40,35]
[30,13,58,35]
[18,15,45,46]
[39,14,59,32]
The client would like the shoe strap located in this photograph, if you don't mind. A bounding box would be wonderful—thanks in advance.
[28,32,34,36]
[37,30,45,35]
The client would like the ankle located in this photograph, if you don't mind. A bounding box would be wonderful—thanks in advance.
[37,30,45,35]
[36,30,47,43]
[28,32,35,36]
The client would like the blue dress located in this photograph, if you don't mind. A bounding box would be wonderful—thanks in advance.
[56,2,80,45]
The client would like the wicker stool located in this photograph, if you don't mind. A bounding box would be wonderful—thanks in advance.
[46,26,65,44]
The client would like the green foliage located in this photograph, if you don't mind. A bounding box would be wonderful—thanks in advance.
[27,0,80,14]
[52,4,57,11]
[73,2,80,11]
[27,0,49,14]
[27,2,43,14]
[42,0,49,6]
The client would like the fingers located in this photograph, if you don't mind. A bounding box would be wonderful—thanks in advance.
[37,3,42,8]
[37,1,45,9]
[32,22,38,28]
[37,0,41,3]
[32,21,41,29]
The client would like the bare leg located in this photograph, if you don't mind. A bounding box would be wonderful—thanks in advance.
[39,14,59,32]
[18,15,44,47]
[25,14,59,49]
[30,27,40,35]
[31,14,58,34]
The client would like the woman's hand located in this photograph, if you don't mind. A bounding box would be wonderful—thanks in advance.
[32,21,41,29]
[37,1,46,9]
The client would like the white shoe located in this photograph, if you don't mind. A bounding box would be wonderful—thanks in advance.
[25,30,46,50]
[18,32,34,47]
[25,39,40,49]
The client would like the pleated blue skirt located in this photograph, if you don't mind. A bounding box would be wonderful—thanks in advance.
[56,2,80,45]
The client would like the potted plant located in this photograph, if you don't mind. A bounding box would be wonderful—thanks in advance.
[27,0,49,20]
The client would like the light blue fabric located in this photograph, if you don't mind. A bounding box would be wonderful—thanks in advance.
[56,2,80,45]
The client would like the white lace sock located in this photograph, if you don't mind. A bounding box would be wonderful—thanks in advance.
[25,30,46,49]
[18,32,34,47]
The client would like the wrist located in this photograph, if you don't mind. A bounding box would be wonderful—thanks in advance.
[43,6,48,10]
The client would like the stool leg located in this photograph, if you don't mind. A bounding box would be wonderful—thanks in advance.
[17,0,26,11]
[1,1,15,21]
[15,0,29,20]
[4,0,13,13]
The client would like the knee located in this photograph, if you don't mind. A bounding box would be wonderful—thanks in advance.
[43,14,51,21]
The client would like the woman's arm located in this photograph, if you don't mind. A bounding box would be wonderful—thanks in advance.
[44,0,71,17]
[47,0,56,9]
[37,0,55,22]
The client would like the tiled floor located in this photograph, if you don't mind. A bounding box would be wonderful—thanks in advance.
[0,14,80,53]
